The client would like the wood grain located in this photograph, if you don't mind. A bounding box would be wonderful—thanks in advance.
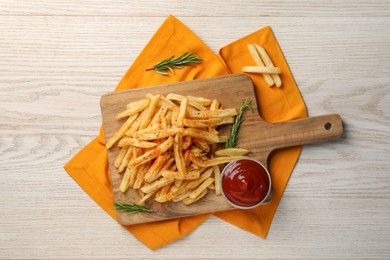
[0,1,389,258]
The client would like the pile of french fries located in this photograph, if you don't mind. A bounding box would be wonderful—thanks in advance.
[106,93,250,205]
[243,43,282,88]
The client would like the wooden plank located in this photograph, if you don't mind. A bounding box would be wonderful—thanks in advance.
[100,74,343,224]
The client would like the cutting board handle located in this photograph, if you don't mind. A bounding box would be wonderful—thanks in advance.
[267,114,343,151]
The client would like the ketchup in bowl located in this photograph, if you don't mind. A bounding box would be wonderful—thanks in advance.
[221,158,271,209]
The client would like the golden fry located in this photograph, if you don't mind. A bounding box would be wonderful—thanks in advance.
[242,66,281,74]
[189,177,214,199]
[141,178,174,194]
[134,127,182,141]
[215,148,250,157]
[118,137,157,148]
[114,146,129,168]
[190,153,245,168]
[139,94,161,130]
[130,136,174,167]
[106,113,138,149]
[213,165,221,196]
[117,99,150,120]
[117,146,134,172]
[183,188,208,205]
[186,108,238,119]
[144,152,170,183]
[182,128,219,143]
[174,133,186,178]
[176,97,188,128]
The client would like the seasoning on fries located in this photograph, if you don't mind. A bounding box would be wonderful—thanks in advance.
[106,93,251,206]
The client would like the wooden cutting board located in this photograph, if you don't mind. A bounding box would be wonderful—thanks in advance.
[100,74,343,225]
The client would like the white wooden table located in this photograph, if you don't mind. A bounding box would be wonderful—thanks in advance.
[1,1,389,258]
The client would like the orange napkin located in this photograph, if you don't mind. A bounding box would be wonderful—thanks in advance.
[64,15,307,249]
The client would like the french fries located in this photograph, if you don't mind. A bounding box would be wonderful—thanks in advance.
[106,93,251,206]
[244,43,283,88]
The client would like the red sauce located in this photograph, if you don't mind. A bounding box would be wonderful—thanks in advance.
[222,159,270,208]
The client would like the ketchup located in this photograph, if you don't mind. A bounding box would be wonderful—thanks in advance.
[221,159,270,208]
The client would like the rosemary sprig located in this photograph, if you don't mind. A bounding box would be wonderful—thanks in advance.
[146,52,202,75]
[225,98,253,149]
[113,202,152,213]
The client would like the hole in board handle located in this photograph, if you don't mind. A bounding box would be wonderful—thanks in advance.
[324,122,332,131]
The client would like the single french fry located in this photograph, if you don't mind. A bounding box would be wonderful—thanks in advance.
[183,117,234,128]
[172,190,192,202]
[242,66,281,74]
[185,168,213,190]
[156,169,214,203]
[215,148,250,157]
[166,93,208,111]
[218,135,228,143]
[183,188,208,205]
[213,165,221,196]
[120,149,140,192]
[182,136,192,151]
[133,124,160,136]
[161,166,204,180]
[254,44,282,87]
[187,95,212,106]
[174,179,183,187]
[158,182,172,198]
[118,137,157,149]
[161,170,181,179]
[147,93,178,109]
[151,105,168,127]
[184,150,192,169]
[176,97,188,128]
[144,152,171,183]
[137,188,144,199]
[171,108,179,127]
[141,178,174,194]
[106,114,138,149]
[138,191,154,205]
[165,109,172,128]
[208,99,220,135]
[125,109,147,137]
[192,138,210,153]
[117,99,150,120]
[134,127,182,141]
[118,146,134,173]
[161,157,175,171]
[182,128,219,143]
[130,136,174,167]
[186,108,238,119]
[120,166,138,192]
[189,177,214,199]
[174,133,186,178]
[114,146,129,168]
[189,145,206,156]
[247,43,274,86]
[190,153,245,168]
[127,148,142,188]
[139,94,161,130]
[133,161,150,189]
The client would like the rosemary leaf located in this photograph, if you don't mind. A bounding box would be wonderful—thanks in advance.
[146,52,202,75]
[113,202,152,213]
[225,98,254,149]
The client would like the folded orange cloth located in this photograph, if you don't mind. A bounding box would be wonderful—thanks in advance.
[64,15,307,249]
